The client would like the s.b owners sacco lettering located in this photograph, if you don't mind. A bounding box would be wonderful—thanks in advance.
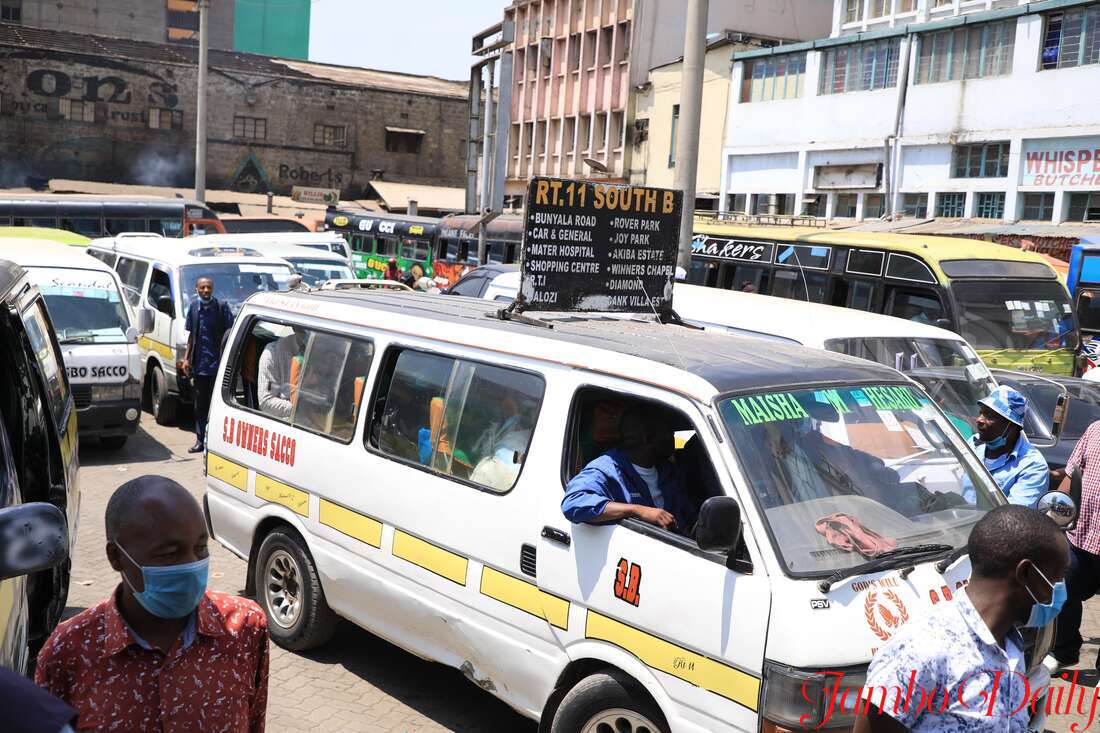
[66,365,128,379]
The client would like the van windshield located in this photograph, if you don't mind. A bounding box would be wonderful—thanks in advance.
[824,337,995,439]
[181,262,293,314]
[952,280,1077,350]
[28,267,131,345]
[286,258,354,287]
[719,384,997,577]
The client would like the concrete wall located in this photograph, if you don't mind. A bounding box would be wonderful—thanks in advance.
[0,45,469,194]
[16,0,234,50]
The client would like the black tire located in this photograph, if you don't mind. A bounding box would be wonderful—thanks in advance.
[150,365,178,426]
[550,671,668,733]
[100,435,128,450]
[254,528,336,651]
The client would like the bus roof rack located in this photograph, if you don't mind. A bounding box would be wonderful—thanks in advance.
[116,232,165,238]
[318,279,413,292]
[694,210,828,228]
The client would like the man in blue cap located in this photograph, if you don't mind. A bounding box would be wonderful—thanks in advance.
[971,385,1049,507]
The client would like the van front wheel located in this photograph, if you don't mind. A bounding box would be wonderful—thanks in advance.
[550,671,668,733]
[254,529,336,651]
[150,366,177,426]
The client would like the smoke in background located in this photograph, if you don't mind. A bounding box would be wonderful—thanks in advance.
[0,152,43,189]
[128,148,191,187]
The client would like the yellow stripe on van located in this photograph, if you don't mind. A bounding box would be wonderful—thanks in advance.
[585,610,760,711]
[254,474,309,517]
[319,499,382,549]
[392,530,467,586]
[138,336,173,360]
[207,453,248,492]
[479,567,569,630]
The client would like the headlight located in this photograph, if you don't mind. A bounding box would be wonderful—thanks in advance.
[92,384,126,401]
[761,661,867,732]
[123,379,142,399]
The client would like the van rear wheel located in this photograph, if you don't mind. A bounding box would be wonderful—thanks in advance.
[551,671,668,733]
[255,528,336,651]
[150,365,177,426]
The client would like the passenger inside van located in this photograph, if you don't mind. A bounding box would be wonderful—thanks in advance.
[258,327,308,419]
[562,404,697,531]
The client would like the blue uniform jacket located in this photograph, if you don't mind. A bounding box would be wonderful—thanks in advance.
[561,448,696,529]
[968,432,1049,508]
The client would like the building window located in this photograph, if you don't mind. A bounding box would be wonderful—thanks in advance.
[975,192,1005,219]
[901,193,928,218]
[936,192,966,217]
[1069,192,1100,222]
[384,127,423,154]
[896,0,916,12]
[314,124,346,148]
[167,0,199,44]
[834,193,858,218]
[727,193,748,213]
[741,53,806,103]
[1,0,21,23]
[952,141,1009,178]
[869,0,888,18]
[819,39,901,95]
[148,107,182,130]
[1041,7,1100,70]
[668,104,679,167]
[1022,192,1055,221]
[802,195,825,217]
[843,0,861,24]
[233,116,266,140]
[60,98,96,123]
[863,193,885,219]
[916,19,1015,84]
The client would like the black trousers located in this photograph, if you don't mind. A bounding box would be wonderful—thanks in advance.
[1053,542,1100,666]
[193,374,215,445]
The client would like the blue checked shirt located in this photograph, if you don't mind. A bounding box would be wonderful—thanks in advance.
[969,432,1049,508]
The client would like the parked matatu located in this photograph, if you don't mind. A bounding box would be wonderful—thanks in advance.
[436,213,524,285]
[324,209,441,281]
[204,289,1064,733]
[691,222,1078,376]
[1067,236,1100,371]
[0,259,80,663]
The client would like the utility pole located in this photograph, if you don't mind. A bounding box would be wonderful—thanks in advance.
[194,0,210,201]
[673,0,708,272]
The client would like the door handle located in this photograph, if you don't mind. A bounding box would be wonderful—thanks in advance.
[541,526,571,547]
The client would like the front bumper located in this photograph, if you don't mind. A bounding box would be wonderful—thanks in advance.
[76,398,141,438]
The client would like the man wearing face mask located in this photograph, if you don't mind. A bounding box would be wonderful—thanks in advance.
[257,326,308,419]
[181,276,234,453]
[970,385,1049,507]
[36,476,269,732]
[855,504,1069,732]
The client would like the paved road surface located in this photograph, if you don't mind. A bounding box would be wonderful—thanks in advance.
[67,418,1100,732]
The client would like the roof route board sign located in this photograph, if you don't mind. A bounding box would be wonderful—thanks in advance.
[516,176,682,317]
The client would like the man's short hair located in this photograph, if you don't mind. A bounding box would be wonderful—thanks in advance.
[968,504,1064,578]
[196,276,213,285]
[105,475,190,542]
[619,402,673,446]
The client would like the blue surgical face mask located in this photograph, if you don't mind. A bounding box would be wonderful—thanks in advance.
[117,543,209,619]
[1022,563,1067,628]
[982,422,1012,450]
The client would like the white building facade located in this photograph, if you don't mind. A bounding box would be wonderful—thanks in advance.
[720,0,1100,226]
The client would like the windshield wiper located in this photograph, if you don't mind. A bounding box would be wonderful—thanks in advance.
[934,545,968,574]
[817,543,953,593]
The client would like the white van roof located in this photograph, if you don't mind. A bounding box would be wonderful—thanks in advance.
[89,236,294,268]
[246,289,903,402]
[0,238,117,273]
[671,284,966,347]
[202,241,348,262]
[186,232,346,246]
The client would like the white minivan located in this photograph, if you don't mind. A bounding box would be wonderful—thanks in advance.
[186,240,355,288]
[0,239,150,448]
[204,289,1062,733]
[87,236,295,425]
[187,231,353,265]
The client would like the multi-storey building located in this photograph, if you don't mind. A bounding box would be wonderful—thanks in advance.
[499,0,833,205]
[720,0,1100,229]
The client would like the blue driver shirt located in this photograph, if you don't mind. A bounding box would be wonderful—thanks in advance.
[561,448,696,529]
[969,432,1049,508]
[185,298,234,377]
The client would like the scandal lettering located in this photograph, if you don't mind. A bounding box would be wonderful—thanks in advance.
[222,416,296,466]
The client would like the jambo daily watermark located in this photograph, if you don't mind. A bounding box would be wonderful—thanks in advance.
[804,670,1100,730]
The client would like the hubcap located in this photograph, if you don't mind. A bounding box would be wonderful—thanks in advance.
[580,709,659,733]
[264,549,302,629]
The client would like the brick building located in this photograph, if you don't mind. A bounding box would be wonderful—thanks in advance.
[0,24,469,197]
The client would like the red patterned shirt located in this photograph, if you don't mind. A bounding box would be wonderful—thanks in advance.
[36,589,269,733]
[1067,421,1100,555]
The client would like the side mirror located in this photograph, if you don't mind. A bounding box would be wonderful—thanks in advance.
[934,318,952,329]
[125,326,139,344]
[155,294,174,318]
[137,307,155,334]
[0,502,69,581]
[694,496,742,565]
[1036,490,1077,530]
[1051,392,1069,442]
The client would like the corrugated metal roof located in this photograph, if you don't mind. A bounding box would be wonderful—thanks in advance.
[368,181,465,213]
[0,23,468,99]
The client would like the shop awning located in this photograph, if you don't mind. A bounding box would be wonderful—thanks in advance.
[368,180,465,213]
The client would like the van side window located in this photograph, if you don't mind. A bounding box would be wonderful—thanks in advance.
[87,249,117,268]
[114,257,149,308]
[20,301,68,431]
[229,319,374,443]
[147,268,172,306]
[370,349,544,493]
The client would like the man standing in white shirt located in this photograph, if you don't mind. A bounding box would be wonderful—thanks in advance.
[257,328,307,419]
[855,505,1069,732]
